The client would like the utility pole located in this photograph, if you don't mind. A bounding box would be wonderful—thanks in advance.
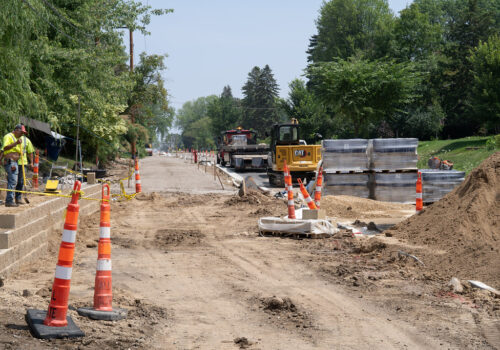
[129,29,136,159]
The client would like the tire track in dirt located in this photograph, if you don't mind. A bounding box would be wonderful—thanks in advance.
[210,237,454,349]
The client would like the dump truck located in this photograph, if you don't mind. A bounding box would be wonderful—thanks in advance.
[217,127,269,171]
[267,119,322,186]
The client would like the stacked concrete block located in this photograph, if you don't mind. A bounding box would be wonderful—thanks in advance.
[0,183,102,277]
[373,173,418,204]
[370,138,418,171]
[322,139,369,172]
[324,173,370,198]
[420,169,465,203]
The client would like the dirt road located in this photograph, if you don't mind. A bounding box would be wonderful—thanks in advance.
[0,155,497,349]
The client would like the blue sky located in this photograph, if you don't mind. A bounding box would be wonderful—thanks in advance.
[130,1,413,111]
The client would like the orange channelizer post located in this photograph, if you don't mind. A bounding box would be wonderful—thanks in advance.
[77,184,127,321]
[32,149,39,190]
[416,171,423,212]
[283,161,296,219]
[314,167,324,208]
[297,178,317,210]
[94,184,112,311]
[134,159,142,193]
[44,181,82,327]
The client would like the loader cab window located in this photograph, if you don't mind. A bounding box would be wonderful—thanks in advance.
[277,126,299,145]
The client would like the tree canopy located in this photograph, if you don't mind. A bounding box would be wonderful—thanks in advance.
[0,0,173,161]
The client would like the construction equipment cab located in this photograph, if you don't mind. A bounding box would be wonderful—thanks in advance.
[267,119,321,186]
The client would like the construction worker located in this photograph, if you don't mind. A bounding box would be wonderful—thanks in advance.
[16,124,35,205]
[1,125,24,207]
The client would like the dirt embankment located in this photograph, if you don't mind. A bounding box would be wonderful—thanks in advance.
[388,152,500,287]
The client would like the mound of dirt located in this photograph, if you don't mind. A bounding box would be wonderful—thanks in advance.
[320,195,412,219]
[262,296,297,312]
[389,152,500,287]
[155,228,205,247]
[257,296,314,330]
[225,189,271,206]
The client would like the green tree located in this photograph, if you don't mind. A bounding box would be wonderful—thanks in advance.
[392,2,445,61]
[0,0,172,161]
[438,0,499,137]
[176,96,218,149]
[307,57,421,137]
[307,0,394,63]
[241,65,280,136]
[127,53,174,152]
[207,86,242,136]
[281,79,332,143]
[469,35,500,133]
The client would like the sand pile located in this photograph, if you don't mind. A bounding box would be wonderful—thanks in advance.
[320,195,413,219]
[389,152,500,286]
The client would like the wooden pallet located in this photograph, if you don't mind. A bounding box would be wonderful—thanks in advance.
[326,169,369,174]
[371,169,418,173]
[259,230,331,239]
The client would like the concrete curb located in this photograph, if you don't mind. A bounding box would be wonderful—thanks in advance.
[215,165,274,194]
[216,165,243,185]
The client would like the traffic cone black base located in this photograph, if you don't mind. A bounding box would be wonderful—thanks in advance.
[26,309,84,339]
[77,307,127,321]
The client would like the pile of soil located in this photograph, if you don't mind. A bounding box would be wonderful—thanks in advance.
[225,189,272,206]
[155,228,205,247]
[388,152,500,287]
[257,296,314,330]
[320,195,412,219]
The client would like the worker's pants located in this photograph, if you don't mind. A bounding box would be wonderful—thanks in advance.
[3,161,18,204]
[15,165,25,202]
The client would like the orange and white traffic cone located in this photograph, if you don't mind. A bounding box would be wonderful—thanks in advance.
[283,161,296,219]
[25,181,85,339]
[32,150,39,190]
[77,184,127,321]
[297,178,317,210]
[134,159,142,193]
[314,167,323,208]
[416,171,423,212]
